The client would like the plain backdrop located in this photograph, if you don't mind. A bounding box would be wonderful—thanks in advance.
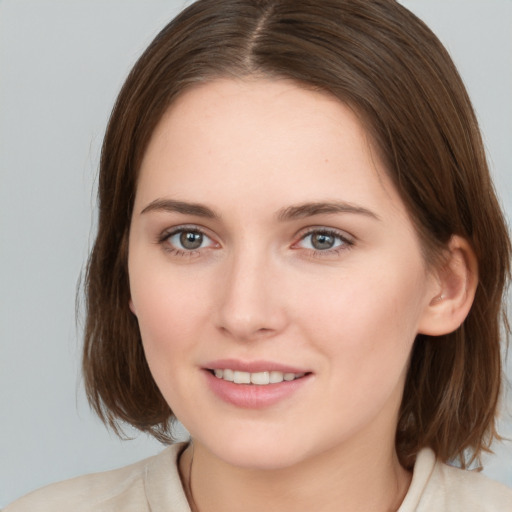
[1,0,511,506]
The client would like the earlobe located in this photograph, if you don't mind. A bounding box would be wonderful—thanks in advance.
[418,236,478,336]
[129,299,137,315]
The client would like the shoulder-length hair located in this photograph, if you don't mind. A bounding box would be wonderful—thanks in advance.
[83,0,511,468]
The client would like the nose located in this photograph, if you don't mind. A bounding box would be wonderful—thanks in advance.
[214,248,288,342]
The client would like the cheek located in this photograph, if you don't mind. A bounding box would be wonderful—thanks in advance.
[129,267,213,413]
[129,261,211,359]
[298,263,427,376]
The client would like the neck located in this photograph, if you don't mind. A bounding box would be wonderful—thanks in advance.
[179,437,411,512]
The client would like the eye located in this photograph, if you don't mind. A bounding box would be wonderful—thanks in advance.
[173,230,205,250]
[295,229,352,252]
[161,227,218,253]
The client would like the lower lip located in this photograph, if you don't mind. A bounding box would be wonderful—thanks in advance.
[205,370,311,409]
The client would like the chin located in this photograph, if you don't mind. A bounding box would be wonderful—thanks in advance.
[218,445,303,471]
[195,427,316,471]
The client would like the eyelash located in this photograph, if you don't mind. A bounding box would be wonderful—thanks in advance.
[157,226,354,258]
[293,228,354,257]
[157,225,216,258]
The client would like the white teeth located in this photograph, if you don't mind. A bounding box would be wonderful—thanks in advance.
[212,369,306,385]
[233,371,251,384]
[269,371,284,383]
[250,371,270,385]
[223,368,234,382]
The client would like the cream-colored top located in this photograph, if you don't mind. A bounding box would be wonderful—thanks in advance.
[5,443,512,511]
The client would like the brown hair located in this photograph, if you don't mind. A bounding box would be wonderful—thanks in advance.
[83,0,511,468]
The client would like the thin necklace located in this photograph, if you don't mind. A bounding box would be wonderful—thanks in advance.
[185,442,200,512]
[183,443,406,512]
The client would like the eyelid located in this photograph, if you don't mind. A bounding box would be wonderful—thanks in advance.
[295,225,355,242]
[157,224,220,254]
[156,224,354,257]
[292,226,355,253]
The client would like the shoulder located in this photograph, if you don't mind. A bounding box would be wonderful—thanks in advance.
[4,443,189,512]
[401,448,512,512]
[430,460,512,511]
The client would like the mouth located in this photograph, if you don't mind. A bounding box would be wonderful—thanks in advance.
[209,369,308,385]
[203,359,312,408]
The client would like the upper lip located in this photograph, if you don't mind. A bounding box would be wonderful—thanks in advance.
[204,358,310,374]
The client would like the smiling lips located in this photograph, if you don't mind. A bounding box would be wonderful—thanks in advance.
[213,369,306,385]
[205,363,311,408]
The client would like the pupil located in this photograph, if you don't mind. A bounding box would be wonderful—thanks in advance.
[312,233,334,250]
[180,231,203,250]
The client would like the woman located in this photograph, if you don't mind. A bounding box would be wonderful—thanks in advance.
[6,0,512,510]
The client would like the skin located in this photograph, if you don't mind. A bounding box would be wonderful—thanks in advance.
[128,78,445,512]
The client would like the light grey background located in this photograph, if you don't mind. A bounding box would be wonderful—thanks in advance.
[1,0,511,506]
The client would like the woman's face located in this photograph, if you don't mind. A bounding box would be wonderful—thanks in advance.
[128,78,439,470]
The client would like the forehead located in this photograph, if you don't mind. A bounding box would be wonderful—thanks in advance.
[136,78,407,224]
[151,78,371,161]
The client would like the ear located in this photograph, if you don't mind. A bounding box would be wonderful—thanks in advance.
[418,236,478,336]
[129,298,137,315]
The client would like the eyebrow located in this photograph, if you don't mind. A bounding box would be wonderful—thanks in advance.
[276,202,380,221]
[140,198,380,222]
[140,198,218,218]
